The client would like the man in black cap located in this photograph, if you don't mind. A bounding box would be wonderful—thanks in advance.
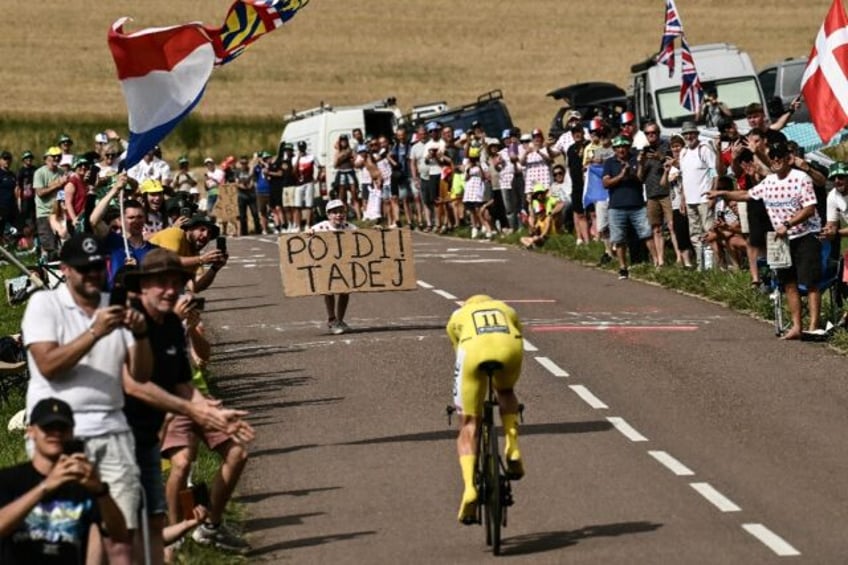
[0,397,128,564]
[16,151,37,229]
[21,232,151,564]
[149,214,228,292]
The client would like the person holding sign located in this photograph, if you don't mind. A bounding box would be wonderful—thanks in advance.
[306,199,357,335]
[705,141,821,340]
[446,295,524,524]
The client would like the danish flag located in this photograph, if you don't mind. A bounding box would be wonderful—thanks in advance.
[801,0,848,143]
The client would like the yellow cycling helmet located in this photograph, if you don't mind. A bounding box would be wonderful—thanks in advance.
[140,178,164,194]
[468,147,481,159]
[464,294,493,305]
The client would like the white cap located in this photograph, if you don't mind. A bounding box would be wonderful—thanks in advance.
[203,157,214,164]
[326,199,345,211]
[94,132,108,144]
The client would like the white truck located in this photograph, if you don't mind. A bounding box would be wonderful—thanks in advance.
[630,43,768,137]
[280,98,401,183]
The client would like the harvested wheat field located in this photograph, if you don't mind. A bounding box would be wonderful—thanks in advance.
[0,0,831,131]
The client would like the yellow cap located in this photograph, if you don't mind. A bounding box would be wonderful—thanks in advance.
[44,146,62,157]
[140,179,164,194]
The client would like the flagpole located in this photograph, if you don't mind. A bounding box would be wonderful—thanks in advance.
[119,192,130,259]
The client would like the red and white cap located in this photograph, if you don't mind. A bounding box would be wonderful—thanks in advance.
[620,111,636,125]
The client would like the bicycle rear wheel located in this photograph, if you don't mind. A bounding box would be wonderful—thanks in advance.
[487,417,502,555]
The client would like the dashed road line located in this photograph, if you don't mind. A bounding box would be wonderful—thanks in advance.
[522,339,538,352]
[742,524,800,556]
[569,385,608,409]
[433,289,458,300]
[690,482,741,512]
[607,417,649,442]
[648,450,695,476]
[534,356,569,377]
[416,280,434,289]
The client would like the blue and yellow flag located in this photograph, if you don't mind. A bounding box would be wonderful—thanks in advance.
[210,0,309,65]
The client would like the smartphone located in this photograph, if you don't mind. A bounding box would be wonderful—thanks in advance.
[62,438,86,455]
[178,488,195,521]
[180,207,192,218]
[109,287,128,307]
[216,236,227,254]
[188,296,206,311]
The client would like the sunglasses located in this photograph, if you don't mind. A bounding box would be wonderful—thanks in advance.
[75,262,106,274]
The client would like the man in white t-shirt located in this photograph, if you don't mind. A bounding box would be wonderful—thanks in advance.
[707,141,821,340]
[678,121,718,268]
[824,161,848,236]
[22,233,153,563]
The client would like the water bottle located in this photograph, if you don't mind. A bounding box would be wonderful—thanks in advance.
[703,247,713,270]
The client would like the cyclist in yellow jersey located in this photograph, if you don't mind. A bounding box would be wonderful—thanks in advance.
[447,294,524,524]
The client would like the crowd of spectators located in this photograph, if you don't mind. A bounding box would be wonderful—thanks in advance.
[0,130,257,563]
[0,92,845,559]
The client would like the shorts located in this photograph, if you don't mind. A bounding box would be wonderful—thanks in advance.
[282,186,296,208]
[334,170,357,188]
[396,178,415,200]
[776,233,822,288]
[359,183,371,201]
[161,413,231,455]
[571,183,585,214]
[747,199,772,248]
[256,193,270,214]
[270,186,283,209]
[609,206,652,245]
[381,184,393,200]
[84,431,142,530]
[452,335,523,418]
[136,441,167,516]
[422,176,440,207]
[464,201,483,210]
[36,216,58,253]
[647,196,673,227]
[295,183,315,208]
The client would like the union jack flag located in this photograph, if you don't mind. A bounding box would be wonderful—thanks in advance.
[209,0,310,65]
[656,0,684,77]
[679,37,704,113]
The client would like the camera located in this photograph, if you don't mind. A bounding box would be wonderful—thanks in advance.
[62,438,86,455]
[216,236,227,254]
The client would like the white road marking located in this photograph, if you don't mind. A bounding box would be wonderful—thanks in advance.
[569,385,608,409]
[742,523,800,556]
[606,417,648,442]
[444,259,507,264]
[690,482,741,512]
[433,289,457,300]
[244,264,256,268]
[648,450,695,476]
[446,247,507,252]
[416,280,434,289]
[522,339,538,352]
[534,356,569,377]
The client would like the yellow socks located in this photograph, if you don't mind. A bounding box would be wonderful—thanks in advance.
[457,455,477,523]
[502,413,520,461]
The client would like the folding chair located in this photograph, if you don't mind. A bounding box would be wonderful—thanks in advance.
[769,238,843,337]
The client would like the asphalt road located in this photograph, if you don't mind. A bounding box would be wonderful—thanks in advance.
[202,231,848,563]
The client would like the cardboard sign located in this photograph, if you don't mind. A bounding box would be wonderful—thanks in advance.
[279,228,417,297]
[211,184,239,223]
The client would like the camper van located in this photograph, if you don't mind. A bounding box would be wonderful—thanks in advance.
[280,98,401,184]
[630,43,767,136]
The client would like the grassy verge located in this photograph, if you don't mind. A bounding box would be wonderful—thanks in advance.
[451,226,848,352]
[0,264,246,564]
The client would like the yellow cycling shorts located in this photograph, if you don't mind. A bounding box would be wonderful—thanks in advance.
[452,333,522,417]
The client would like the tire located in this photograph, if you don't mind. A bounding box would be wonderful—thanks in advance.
[479,424,492,547]
[487,414,502,555]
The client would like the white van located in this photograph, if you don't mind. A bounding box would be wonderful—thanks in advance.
[630,43,767,136]
[280,98,401,185]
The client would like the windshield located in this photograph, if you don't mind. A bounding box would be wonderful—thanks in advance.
[655,77,762,128]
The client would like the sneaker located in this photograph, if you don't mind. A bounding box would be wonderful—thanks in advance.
[329,320,344,335]
[618,268,629,280]
[506,457,525,481]
[336,320,350,334]
[191,522,249,553]
[471,227,479,239]
[598,253,612,266]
